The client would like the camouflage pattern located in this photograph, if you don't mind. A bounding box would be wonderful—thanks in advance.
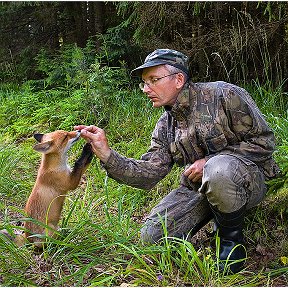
[140,185,213,243]
[103,80,279,191]
[201,154,267,212]
[103,80,280,242]
[131,49,189,76]
[140,154,267,243]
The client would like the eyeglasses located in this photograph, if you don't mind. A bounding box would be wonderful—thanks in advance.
[139,73,178,91]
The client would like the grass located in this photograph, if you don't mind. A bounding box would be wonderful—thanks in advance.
[0,63,288,285]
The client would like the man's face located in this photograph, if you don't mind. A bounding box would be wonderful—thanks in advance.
[141,65,184,108]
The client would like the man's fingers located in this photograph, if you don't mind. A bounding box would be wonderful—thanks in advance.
[187,172,196,181]
[183,166,193,176]
[74,125,87,131]
[186,168,203,182]
[74,125,102,134]
[80,129,95,140]
[83,125,102,134]
[187,173,200,182]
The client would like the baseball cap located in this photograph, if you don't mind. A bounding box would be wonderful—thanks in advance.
[131,49,189,77]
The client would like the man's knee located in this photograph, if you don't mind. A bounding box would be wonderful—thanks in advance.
[201,154,266,212]
[201,155,248,212]
[203,155,234,184]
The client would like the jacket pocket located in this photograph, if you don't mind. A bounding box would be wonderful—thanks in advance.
[205,134,228,154]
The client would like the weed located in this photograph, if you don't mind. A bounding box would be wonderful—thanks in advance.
[0,45,287,285]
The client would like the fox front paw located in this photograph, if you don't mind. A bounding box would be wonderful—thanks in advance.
[82,143,94,164]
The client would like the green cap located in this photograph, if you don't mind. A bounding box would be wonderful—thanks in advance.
[131,49,189,77]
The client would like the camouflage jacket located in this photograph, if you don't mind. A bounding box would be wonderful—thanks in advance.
[103,81,280,190]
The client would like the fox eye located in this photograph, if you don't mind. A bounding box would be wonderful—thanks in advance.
[59,133,68,145]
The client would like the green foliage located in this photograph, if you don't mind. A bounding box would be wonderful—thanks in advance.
[0,43,154,143]
[257,1,287,21]
[0,145,28,198]
[0,141,36,204]
[96,22,142,67]
[113,2,288,86]
[245,81,288,194]
[1,4,288,285]
[0,44,288,286]
[35,43,95,89]
[2,2,288,86]
[0,234,35,286]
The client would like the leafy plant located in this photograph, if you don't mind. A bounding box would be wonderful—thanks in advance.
[0,42,288,286]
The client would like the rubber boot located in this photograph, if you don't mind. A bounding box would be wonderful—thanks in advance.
[211,205,247,274]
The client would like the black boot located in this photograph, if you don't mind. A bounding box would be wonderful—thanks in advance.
[211,205,247,274]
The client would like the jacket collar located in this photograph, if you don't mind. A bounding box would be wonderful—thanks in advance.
[165,81,192,121]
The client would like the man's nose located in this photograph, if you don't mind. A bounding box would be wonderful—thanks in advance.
[143,83,152,93]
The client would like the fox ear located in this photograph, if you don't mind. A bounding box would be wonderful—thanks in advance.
[34,133,44,142]
[33,141,53,153]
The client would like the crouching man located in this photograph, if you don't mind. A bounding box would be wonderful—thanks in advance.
[75,49,280,273]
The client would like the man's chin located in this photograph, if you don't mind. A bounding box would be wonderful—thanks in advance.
[152,102,161,108]
[151,100,163,108]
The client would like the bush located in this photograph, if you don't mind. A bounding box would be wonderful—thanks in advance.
[0,43,288,286]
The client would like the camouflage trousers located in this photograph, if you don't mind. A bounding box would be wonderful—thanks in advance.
[140,154,266,243]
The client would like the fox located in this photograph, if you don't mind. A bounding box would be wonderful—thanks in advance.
[1,130,93,248]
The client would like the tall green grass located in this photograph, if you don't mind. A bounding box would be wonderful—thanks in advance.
[0,53,288,285]
[245,80,288,176]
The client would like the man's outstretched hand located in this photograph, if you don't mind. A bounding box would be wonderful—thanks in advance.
[74,125,111,163]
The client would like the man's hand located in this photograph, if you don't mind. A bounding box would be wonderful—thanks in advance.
[183,158,207,182]
[74,125,111,163]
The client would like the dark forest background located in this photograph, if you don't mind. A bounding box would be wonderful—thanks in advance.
[1,1,288,87]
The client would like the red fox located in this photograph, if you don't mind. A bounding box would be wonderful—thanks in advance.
[2,130,93,248]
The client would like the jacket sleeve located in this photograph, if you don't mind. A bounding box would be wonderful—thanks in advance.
[102,113,174,190]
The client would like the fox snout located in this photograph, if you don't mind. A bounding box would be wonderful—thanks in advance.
[33,130,81,154]
[71,130,81,144]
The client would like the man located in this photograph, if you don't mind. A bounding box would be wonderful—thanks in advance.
[75,49,279,273]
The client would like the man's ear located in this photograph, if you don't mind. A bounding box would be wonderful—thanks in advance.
[33,141,53,153]
[34,133,44,142]
[176,73,186,89]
